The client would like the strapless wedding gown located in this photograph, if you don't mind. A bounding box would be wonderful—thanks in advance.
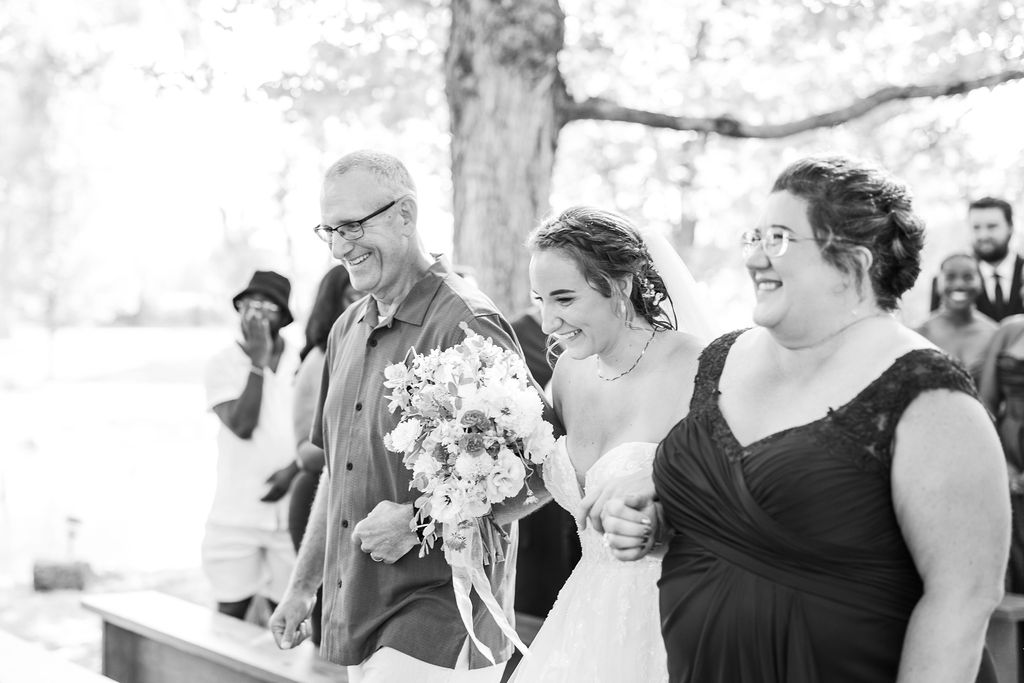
[511,438,668,682]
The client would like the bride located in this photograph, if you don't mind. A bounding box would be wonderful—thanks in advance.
[510,206,709,682]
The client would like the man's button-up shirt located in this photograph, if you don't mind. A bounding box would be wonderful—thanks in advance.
[311,256,521,668]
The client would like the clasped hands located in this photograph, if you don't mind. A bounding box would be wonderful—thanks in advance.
[577,468,661,561]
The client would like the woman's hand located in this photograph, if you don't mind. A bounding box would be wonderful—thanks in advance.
[602,496,662,562]
[577,467,657,533]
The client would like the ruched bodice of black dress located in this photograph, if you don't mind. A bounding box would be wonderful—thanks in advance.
[653,330,993,683]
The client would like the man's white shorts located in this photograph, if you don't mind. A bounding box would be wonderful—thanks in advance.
[201,523,295,603]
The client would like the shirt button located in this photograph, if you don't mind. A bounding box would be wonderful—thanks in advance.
[346,462,353,471]
[337,579,343,588]
[355,402,362,411]
[341,520,349,528]
[369,339,377,347]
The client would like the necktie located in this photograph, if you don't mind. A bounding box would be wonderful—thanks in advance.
[994,272,1006,313]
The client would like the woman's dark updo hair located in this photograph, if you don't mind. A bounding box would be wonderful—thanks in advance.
[771,155,925,311]
[300,265,357,361]
[526,206,674,330]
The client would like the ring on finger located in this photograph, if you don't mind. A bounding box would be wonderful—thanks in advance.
[602,532,612,548]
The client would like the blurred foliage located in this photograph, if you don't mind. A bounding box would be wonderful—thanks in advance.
[0,0,1022,331]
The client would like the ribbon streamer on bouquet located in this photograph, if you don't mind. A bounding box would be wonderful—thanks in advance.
[446,521,530,664]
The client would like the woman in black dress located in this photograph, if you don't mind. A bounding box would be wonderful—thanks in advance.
[289,264,359,645]
[596,156,1009,682]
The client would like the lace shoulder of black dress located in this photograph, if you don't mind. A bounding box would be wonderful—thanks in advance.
[689,329,746,415]
[826,348,978,473]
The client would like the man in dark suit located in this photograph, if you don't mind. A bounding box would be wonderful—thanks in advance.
[931,197,1023,321]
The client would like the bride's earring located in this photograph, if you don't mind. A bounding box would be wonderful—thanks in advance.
[615,297,628,322]
[618,298,636,328]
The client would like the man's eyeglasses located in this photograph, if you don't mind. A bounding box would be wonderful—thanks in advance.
[740,227,810,259]
[314,199,399,244]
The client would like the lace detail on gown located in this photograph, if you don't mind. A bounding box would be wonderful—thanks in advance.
[511,439,668,682]
[693,330,977,473]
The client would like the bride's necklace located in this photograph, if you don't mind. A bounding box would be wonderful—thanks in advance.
[596,328,657,382]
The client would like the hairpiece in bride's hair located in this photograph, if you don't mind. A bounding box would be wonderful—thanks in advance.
[636,245,665,308]
[637,274,664,307]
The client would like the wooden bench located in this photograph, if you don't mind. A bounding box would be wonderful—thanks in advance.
[988,592,1024,683]
[0,629,114,682]
[82,591,347,683]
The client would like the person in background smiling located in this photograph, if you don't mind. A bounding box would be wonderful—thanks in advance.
[915,252,997,383]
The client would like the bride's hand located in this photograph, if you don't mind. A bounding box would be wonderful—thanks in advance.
[577,467,657,533]
[603,497,661,562]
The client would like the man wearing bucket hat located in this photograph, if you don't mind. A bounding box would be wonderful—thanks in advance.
[202,270,300,621]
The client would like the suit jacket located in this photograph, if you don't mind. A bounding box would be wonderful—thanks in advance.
[930,254,1024,322]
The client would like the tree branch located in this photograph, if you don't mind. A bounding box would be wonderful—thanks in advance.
[563,70,1024,138]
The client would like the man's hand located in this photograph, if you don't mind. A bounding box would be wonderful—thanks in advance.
[237,309,273,367]
[352,501,419,564]
[269,591,315,649]
[577,467,656,533]
[261,462,299,502]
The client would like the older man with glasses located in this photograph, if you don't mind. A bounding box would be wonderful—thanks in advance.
[202,270,301,622]
[270,150,552,682]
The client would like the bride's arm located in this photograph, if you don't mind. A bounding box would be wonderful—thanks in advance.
[490,355,567,526]
[578,466,657,530]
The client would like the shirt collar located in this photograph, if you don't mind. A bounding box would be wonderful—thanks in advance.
[979,256,1015,282]
[357,255,451,329]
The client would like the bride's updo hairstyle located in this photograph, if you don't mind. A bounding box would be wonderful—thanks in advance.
[771,155,925,312]
[527,206,674,331]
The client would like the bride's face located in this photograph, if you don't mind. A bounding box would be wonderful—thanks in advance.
[529,248,625,360]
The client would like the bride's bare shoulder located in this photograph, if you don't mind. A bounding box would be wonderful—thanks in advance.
[548,351,587,409]
[549,351,587,387]
[661,329,704,362]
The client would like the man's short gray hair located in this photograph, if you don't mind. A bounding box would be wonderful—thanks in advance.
[324,150,417,199]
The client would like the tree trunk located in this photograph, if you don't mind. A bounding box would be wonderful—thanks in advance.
[672,136,707,249]
[446,0,566,316]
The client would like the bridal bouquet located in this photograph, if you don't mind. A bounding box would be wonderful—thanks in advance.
[383,323,555,661]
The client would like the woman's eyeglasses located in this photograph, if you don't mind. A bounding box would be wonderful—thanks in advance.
[741,227,807,258]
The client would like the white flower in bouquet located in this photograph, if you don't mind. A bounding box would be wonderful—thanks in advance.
[430,479,490,524]
[454,452,494,479]
[411,383,454,420]
[412,450,443,481]
[382,417,422,455]
[485,448,527,503]
[494,387,546,437]
[526,422,556,465]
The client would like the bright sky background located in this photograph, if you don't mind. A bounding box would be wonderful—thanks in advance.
[3,0,1020,331]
